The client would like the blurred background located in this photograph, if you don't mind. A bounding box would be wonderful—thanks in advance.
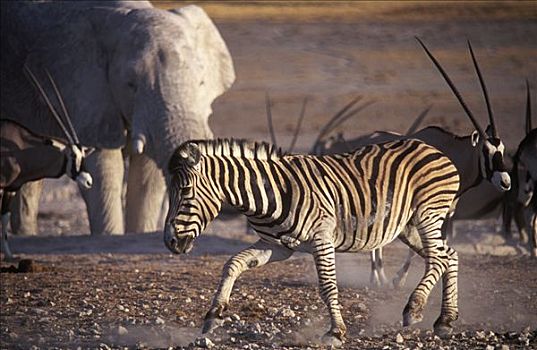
[39,1,537,235]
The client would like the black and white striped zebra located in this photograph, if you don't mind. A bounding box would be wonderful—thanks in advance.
[164,138,460,346]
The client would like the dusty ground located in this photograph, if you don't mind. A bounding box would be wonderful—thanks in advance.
[2,1,537,349]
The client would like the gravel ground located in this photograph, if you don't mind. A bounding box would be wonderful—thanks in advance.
[1,229,536,349]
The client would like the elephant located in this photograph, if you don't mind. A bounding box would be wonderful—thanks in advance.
[1,1,235,234]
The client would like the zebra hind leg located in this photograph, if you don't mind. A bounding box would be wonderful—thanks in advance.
[202,240,293,334]
[433,246,459,337]
[400,215,458,336]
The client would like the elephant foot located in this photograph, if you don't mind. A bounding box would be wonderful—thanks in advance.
[402,297,425,327]
[532,248,537,258]
[321,329,345,348]
[202,304,227,334]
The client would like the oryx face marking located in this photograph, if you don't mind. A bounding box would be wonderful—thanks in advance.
[65,145,93,189]
[481,137,510,191]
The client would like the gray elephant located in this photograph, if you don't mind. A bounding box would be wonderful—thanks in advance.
[1,1,235,234]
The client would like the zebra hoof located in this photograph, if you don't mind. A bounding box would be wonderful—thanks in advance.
[321,333,344,348]
[433,324,453,338]
[202,317,224,334]
[402,310,423,327]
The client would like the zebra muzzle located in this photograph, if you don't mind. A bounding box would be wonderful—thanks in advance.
[164,226,196,254]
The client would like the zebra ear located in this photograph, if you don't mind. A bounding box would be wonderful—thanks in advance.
[182,143,201,167]
[471,130,480,147]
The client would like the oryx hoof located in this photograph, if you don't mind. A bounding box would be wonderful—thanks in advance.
[392,275,407,290]
[202,317,224,334]
[321,331,344,348]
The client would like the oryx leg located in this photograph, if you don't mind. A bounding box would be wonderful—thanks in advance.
[369,248,389,287]
[401,213,458,337]
[527,209,537,258]
[1,191,15,260]
[392,227,420,289]
[203,240,294,334]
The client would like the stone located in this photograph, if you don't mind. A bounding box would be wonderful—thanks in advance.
[117,326,128,336]
[395,333,404,344]
[194,337,214,348]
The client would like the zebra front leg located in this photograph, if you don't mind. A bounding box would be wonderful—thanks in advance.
[202,240,293,334]
[311,235,346,347]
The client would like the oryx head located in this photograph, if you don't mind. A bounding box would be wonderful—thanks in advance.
[25,66,94,190]
[164,142,220,254]
[417,38,511,192]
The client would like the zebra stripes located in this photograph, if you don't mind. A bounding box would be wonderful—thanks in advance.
[164,138,460,345]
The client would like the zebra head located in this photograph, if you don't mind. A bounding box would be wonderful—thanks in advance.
[164,142,221,254]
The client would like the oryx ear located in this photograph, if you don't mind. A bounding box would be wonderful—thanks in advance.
[179,143,201,167]
[49,139,67,151]
[471,130,480,147]
[82,147,96,157]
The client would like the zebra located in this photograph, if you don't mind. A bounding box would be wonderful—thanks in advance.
[164,137,460,346]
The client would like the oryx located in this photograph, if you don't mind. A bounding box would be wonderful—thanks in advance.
[309,39,513,287]
[503,81,536,256]
[1,67,93,260]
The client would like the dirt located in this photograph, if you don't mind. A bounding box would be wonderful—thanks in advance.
[2,2,537,349]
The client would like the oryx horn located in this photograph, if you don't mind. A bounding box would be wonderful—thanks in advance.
[288,97,308,153]
[314,95,363,145]
[467,40,498,137]
[416,37,485,137]
[24,65,75,145]
[45,69,81,145]
[405,104,433,135]
[265,92,277,146]
[526,79,532,134]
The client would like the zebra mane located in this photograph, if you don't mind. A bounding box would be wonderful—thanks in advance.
[190,138,284,161]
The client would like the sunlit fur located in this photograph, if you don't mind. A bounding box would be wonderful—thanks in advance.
[165,138,460,342]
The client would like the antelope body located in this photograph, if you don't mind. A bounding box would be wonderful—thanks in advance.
[0,67,92,260]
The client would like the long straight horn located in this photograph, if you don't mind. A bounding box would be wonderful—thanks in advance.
[405,104,433,135]
[314,95,362,145]
[526,79,532,134]
[24,65,74,144]
[265,92,277,147]
[45,69,80,145]
[416,37,485,137]
[288,97,308,153]
[468,40,497,137]
[327,99,376,134]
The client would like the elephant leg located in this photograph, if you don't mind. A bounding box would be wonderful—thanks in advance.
[80,149,125,235]
[10,180,43,235]
[125,153,166,233]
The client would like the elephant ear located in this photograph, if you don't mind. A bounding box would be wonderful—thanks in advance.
[2,3,126,148]
[168,5,236,104]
